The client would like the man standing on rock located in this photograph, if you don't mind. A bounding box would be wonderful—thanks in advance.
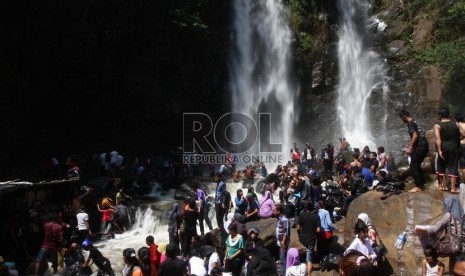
[399,109,429,193]
[434,108,460,192]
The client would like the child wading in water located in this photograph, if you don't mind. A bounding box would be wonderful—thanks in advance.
[422,247,444,276]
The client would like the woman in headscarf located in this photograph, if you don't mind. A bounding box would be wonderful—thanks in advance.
[224,212,235,234]
[167,202,181,247]
[356,213,377,248]
[285,248,306,276]
[415,195,464,273]
[344,221,377,264]
[259,190,275,219]
[244,227,262,261]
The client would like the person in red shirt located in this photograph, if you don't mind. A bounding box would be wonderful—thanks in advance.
[146,235,161,276]
[97,201,114,235]
[35,213,63,275]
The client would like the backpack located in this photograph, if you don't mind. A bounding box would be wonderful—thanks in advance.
[435,217,463,257]
[325,183,343,207]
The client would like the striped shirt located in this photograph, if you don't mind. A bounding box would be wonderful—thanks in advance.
[276,215,290,246]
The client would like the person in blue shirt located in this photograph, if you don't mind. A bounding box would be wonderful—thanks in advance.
[318,200,338,260]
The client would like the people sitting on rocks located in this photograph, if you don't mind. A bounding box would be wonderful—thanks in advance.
[234,189,247,215]
[245,192,260,222]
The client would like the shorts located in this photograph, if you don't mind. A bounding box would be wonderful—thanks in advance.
[435,151,458,176]
[305,242,316,262]
[459,144,465,169]
[36,248,58,268]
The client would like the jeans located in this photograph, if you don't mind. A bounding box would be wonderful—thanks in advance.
[410,146,428,188]
[199,203,213,235]
[305,242,315,262]
[279,246,287,275]
[215,203,226,237]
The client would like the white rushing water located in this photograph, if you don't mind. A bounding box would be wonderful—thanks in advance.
[229,0,298,164]
[336,0,389,149]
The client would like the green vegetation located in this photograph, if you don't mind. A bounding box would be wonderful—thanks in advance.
[416,40,465,78]
[392,0,465,109]
[286,0,332,91]
[407,0,465,76]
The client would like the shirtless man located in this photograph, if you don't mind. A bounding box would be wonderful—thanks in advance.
[349,153,362,174]
[434,108,460,192]
[456,113,465,183]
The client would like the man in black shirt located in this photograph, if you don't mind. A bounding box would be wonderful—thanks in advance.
[297,201,321,275]
[434,108,460,192]
[82,239,114,276]
[399,109,429,192]
[159,243,188,276]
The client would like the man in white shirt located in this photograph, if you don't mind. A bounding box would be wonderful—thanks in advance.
[76,206,91,243]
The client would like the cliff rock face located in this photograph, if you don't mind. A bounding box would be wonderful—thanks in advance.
[344,190,449,275]
[289,0,465,162]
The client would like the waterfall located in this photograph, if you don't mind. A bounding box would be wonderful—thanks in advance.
[229,0,298,165]
[336,0,389,149]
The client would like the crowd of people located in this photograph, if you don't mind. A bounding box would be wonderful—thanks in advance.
[3,107,465,276]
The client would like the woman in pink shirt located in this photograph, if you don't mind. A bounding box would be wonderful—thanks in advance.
[259,191,275,219]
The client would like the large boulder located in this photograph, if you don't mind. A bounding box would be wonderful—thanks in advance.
[344,190,449,275]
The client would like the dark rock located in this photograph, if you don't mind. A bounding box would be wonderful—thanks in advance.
[312,61,324,89]
[387,40,407,57]
[174,183,196,201]
[390,155,434,182]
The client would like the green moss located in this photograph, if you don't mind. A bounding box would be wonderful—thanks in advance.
[286,0,329,82]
